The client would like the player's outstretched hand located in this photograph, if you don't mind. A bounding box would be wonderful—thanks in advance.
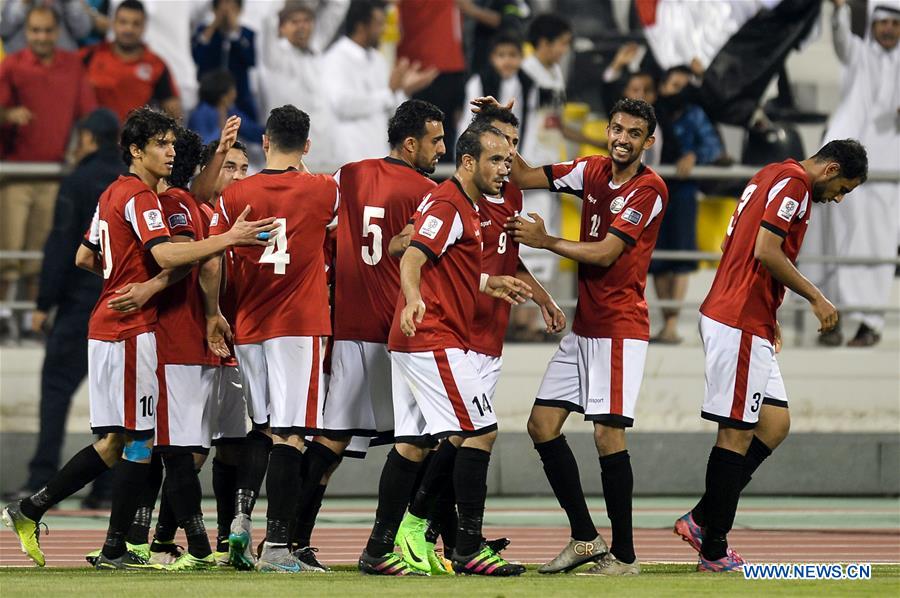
[484,275,532,305]
[812,294,839,333]
[539,298,567,333]
[228,205,279,246]
[470,96,514,114]
[400,298,426,337]
[218,115,241,154]
[505,212,548,248]
[207,313,233,358]
[108,281,154,313]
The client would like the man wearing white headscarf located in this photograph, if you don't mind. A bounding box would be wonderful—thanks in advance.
[804,0,900,347]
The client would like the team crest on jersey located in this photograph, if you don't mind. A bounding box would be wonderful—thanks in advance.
[621,207,643,225]
[143,209,165,231]
[419,215,444,239]
[777,197,799,222]
[210,213,219,227]
[168,213,188,228]
[135,63,153,81]
[610,196,625,213]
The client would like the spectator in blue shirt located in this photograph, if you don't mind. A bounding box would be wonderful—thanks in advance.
[192,0,257,119]
[188,68,264,145]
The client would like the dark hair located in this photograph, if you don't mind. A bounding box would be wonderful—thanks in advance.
[345,0,385,36]
[528,13,571,47]
[627,70,657,86]
[26,5,59,26]
[455,122,505,167]
[265,105,310,152]
[120,107,176,165]
[198,69,236,107]
[200,139,248,168]
[116,0,146,16]
[279,2,315,26]
[213,0,243,9]
[664,65,693,80]
[812,139,869,183]
[489,30,523,53]
[387,100,445,148]
[471,104,519,129]
[609,98,657,137]
[168,127,204,189]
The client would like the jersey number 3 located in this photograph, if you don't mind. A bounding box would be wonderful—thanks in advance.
[260,217,291,275]
[726,184,758,237]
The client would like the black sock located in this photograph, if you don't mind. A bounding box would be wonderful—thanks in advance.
[426,485,457,552]
[599,450,635,564]
[234,430,272,517]
[453,447,491,556]
[535,435,597,541]
[162,453,211,558]
[410,441,457,519]
[365,448,423,557]
[101,460,150,559]
[692,436,773,527]
[700,446,746,561]
[292,484,326,549]
[154,478,178,543]
[291,442,340,543]
[126,453,163,545]
[21,445,109,521]
[212,458,238,549]
[265,444,304,546]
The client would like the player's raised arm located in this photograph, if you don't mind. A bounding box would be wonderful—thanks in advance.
[509,151,553,190]
[754,226,838,332]
[397,245,428,337]
[191,116,241,202]
[506,212,627,268]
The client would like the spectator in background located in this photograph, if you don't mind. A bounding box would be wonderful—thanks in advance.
[78,0,112,46]
[396,0,467,160]
[322,0,436,163]
[459,0,530,75]
[620,70,661,167]
[1,0,91,52]
[649,65,724,344]
[258,0,349,172]
[458,31,533,147]
[81,0,181,121]
[0,5,97,308]
[188,68,265,145]
[192,0,258,120]
[6,109,126,507]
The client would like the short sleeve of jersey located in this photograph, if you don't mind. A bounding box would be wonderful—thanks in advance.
[760,177,809,238]
[83,204,101,250]
[409,192,434,224]
[608,187,665,246]
[158,194,196,239]
[408,200,463,262]
[208,194,233,236]
[544,157,590,197]
[130,190,171,249]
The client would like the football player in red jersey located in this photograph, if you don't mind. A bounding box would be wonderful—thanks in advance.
[677,139,867,573]
[1,108,275,570]
[358,123,532,577]
[498,97,668,576]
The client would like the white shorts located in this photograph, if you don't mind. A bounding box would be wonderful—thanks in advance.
[468,352,503,399]
[534,332,648,427]
[391,348,497,443]
[88,332,158,436]
[210,365,249,444]
[321,340,394,440]
[155,364,216,452]
[235,336,324,436]
[700,315,789,428]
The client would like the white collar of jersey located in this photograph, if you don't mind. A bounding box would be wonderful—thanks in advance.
[483,194,505,204]
[608,179,624,190]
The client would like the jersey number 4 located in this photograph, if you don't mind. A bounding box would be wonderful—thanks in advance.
[362,206,384,266]
[260,217,291,275]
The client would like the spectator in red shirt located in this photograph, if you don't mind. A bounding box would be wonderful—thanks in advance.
[80,0,181,122]
[0,5,97,306]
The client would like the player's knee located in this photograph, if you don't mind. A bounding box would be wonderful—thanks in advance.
[715,425,754,455]
[462,430,497,452]
[193,452,207,470]
[593,423,626,456]
[94,433,125,466]
[395,442,430,462]
[122,435,154,463]
[273,433,304,450]
[527,412,557,443]
[317,435,351,455]
[214,443,241,465]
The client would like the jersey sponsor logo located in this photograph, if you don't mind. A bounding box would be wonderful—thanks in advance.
[777,197,799,222]
[588,193,598,204]
[210,213,219,227]
[419,215,444,239]
[167,213,188,228]
[480,219,492,228]
[621,207,642,225]
[610,196,625,213]
[143,209,165,231]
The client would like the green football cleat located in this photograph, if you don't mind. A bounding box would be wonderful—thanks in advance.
[395,512,430,573]
[2,501,45,567]
[127,542,151,562]
[95,550,162,570]
[163,552,217,571]
[425,542,454,575]
[85,548,101,567]
[213,551,231,567]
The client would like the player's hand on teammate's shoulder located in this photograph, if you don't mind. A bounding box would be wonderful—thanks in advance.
[484,275,533,306]
[505,212,548,248]
[206,313,233,357]
[225,205,280,246]
[400,298,427,337]
[107,282,155,313]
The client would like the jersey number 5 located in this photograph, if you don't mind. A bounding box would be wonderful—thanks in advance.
[362,206,385,266]
[726,184,758,237]
[259,217,291,275]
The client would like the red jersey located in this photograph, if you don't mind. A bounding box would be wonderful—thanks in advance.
[469,181,523,357]
[332,157,437,343]
[388,177,483,352]
[83,174,171,341]
[397,0,465,73]
[209,168,338,344]
[701,159,812,342]
[154,188,217,366]
[547,156,668,340]
[81,41,179,122]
